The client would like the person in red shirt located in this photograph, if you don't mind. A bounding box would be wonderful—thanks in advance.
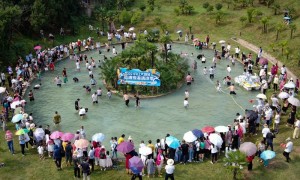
[186,73,192,85]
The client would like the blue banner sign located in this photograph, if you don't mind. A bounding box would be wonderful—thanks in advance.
[117,68,161,86]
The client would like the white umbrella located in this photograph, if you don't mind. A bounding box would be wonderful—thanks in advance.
[284,82,296,89]
[0,87,6,93]
[176,30,182,33]
[215,126,229,133]
[183,131,197,142]
[208,133,223,148]
[288,96,300,107]
[92,133,105,142]
[22,113,29,119]
[256,93,267,99]
[219,40,226,44]
[139,146,152,156]
[10,101,21,109]
[34,128,45,141]
[278,92,290,99]
[129,27,135,31]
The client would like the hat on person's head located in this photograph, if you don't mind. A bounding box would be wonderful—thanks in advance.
[167,159,174,166]
[227,125,231,127]
[286,137,291,142]
[263,124,268,128]
[128,136,132,140]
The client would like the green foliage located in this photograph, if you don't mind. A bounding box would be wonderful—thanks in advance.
[239,16,247,25]
[275,23,286,40]
[215,11,225,24]
[288,24,296,39]
[139,4,146,11]
[246,8,256,23]
[260,16,270,33]
[147,0,155,11]
[215,3,223,11]
[207,5,214,13]
[271,3,281,15]
[131,10,143,24]
[119,10,132,24]
[203,2,210,9]
[30,0,46,31]
[174,7,181,16]
[223,151,247,180]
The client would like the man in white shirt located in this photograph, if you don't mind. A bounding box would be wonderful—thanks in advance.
[235,46,240,58]
[227,43,231,52]
[91,92,98,104]
[283,137,293,162]
[79,107,86,119]
[226,65,231,75]
[293,119,300,139]
[262,124,270,144]
[165,159,175,179]
[281,65,286,75]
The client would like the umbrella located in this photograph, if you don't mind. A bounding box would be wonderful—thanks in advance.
[202,126,215,133]
[239,142,257,156]
[165,136,180,149]
[34,128,45,141]
[50,131,64,139]
[284,82,296,89]
[245,110,258,122]
[34,45,42,50]
[183,131,197,142]
[259,58,268,65]
[215,126,229,133]
[22,113,28,119]
[15,128,29,135]
[12,114,23,123]
[219,40,225,44]
[256,93,267,99]
[74,139,89,149]
[129,27,135,31]
[14,107,23,115]
[129,156,144,174]
[138,146,152,156]
[208,133,223,148]
[278,92,290,99]
[283,17,291,20]
[176,30,182,33]
[0,87,6,93]
[61,132,75,141]
[260,150,276,160]
[92,133,105,142]
[288,96,300,107]
[10,101,21,109]
[116,141,135,154]
[193,38,199,42]
[192,129,204,138]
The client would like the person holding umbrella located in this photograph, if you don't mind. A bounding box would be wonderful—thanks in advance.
[282,137,293,162]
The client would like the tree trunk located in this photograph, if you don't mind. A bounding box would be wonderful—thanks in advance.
[164,43,168,63]
[290,30,293,39]
[276,31,279,40]
[151,51,154,68]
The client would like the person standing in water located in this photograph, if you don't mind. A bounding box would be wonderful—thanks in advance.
[62,68,68,84]
[75,99,80,112]
[184,98,189,108]
[123,92,130,107]
[229,84,237,95]
[134,95,140,108]
[53,111,61,126]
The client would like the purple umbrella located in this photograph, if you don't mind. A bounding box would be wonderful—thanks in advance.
[61,132,75,141]
[116,141,134,154]
[129,156,144,174]
[50,131,64,139]
[259,58,268,65]
[192,129,204,138]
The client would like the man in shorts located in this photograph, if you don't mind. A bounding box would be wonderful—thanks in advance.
[186,73,192,85]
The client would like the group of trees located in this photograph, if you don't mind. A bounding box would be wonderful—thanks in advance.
[174,0,194,16]
[100,36,188,94]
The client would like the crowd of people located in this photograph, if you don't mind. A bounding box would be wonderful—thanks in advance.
[0,27,299,180]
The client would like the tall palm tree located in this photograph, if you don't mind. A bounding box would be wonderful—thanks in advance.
[289,24,297,39]
[159,35,172,63]
[275,23,285,41]
[260,16,270,33]
[223,151,247,180]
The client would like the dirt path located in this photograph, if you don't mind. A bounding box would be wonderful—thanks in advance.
[231,38,298,80]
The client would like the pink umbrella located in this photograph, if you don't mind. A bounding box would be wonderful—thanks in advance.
[116,141,134,154]
[50,131,64,139]
[201,126,215,133]
[259,58,268,65]
[193,38,199,42]
[74,139,89,148]
[61,132,75,141]
[34,45,42,50]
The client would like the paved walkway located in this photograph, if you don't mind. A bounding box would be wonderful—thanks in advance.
[231,38,298,80]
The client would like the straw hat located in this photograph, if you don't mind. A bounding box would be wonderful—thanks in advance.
[286,137,291,142]
[263,124,268,128]
[167,159,174,165]
[128,136,133,140]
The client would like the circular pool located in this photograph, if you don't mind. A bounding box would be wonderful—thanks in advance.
[25,44,256,146]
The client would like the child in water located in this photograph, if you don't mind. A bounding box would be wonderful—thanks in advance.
[107,89,112,99]
[216,80,221,92]
[184,98,189,108]
[203,67,207,75]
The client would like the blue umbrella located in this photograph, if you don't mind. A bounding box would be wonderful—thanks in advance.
[192,129,204,138]
[166,136,180,149]
[12,114,23,123]
[260,150,276,160]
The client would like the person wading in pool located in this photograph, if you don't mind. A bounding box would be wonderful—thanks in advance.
[123,92,130,107]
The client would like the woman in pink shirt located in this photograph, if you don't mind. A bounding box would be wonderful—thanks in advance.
[5,130,15,154]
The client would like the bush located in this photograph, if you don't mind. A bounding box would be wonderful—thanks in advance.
[203,2,210,9]
[131,10,143,24]
[174,7,180,16]
[119,10,132,24]
[206,5,214,12]
[215,3,223,11]
[139,4,146,11]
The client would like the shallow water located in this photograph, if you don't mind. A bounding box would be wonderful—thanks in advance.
[25,44,256,147]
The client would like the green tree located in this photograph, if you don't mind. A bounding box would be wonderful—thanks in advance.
[131,10,143,25]
[271,3,280,15]
[239,16,247,26]
[266,0,275,8]
[223,151,247,180]
[203,2,210,9]
[260,16,270,33]
[147,0,155,11]
[247,8,256,23]
[215,3,223,11]
[275,23,285,41]
[215,11,225,24]
[179,0,188,14]
[279,40,288,55]
[30,0,46,32]
[95,7,108,31]
[207,5,214,13]
[160,35,172,62]
[119,10,131,24]
[289,24,296,39]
